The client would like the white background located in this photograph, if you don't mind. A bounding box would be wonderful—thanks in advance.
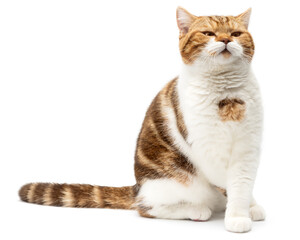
[1,0,299,239]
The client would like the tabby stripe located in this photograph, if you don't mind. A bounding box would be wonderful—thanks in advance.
[51,184,64,206]
[169,80,188,140]
[92,186,103,207]
[136,147,162,172]
[62,185,74,207]
[148,117,174,151]
[27,183,38,203]
[149,96,173,147]
[70,184,95,207]
[43,184,53,206]
[33,183,49,204]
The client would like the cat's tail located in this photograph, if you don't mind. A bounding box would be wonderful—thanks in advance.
[19,183,137,209]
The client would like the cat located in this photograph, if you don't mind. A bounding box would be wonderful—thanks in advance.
[19,7,265,233]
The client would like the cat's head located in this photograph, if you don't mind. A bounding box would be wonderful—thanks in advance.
[176,7,254,66]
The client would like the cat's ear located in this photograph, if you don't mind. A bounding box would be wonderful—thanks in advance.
[176,7,196,34]
[236,8,252,29]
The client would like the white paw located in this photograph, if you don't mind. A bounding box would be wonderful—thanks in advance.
[188,205,212,221]
[250,205,266,221]
[225,217,252,233]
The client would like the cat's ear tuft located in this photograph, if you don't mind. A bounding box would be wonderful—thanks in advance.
[236,8,252,29]
[176,7,196,35]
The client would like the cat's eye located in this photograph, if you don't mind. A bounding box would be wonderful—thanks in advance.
[231,32,242,37]
[202,31,215,37]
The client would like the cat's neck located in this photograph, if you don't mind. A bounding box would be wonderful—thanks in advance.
[179,60,251,92]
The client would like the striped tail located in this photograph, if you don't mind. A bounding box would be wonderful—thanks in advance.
[19,183,137,209]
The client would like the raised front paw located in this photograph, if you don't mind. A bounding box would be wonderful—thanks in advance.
[225,217,252,233]
[250,204,266,221]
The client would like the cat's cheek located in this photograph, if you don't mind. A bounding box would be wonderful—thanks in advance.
[236,34,255,59]
[227,41,244,57]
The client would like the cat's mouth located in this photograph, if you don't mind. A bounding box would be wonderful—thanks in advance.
[221,48,231,58]
[207,44,233,58]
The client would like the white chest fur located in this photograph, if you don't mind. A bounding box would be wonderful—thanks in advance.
[176,63,263,189]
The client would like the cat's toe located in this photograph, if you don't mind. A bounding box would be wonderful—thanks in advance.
[250,205,266,221]
[189,205,212,221]
[225,217,252,233]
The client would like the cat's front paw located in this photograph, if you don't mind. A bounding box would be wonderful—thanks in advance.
[225,217,252,233]
[250,205,266,221]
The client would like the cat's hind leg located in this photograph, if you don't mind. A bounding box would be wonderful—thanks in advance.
[135,177,222,220]
[137,203,212,221]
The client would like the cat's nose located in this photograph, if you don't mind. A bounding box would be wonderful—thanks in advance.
[219,38,231,45]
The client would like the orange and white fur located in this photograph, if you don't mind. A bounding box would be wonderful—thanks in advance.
[19,7,265,233]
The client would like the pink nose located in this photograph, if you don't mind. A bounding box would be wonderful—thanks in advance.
[219,38,231,44]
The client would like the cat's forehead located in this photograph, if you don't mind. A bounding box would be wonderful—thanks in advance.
[192,16,245,32]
